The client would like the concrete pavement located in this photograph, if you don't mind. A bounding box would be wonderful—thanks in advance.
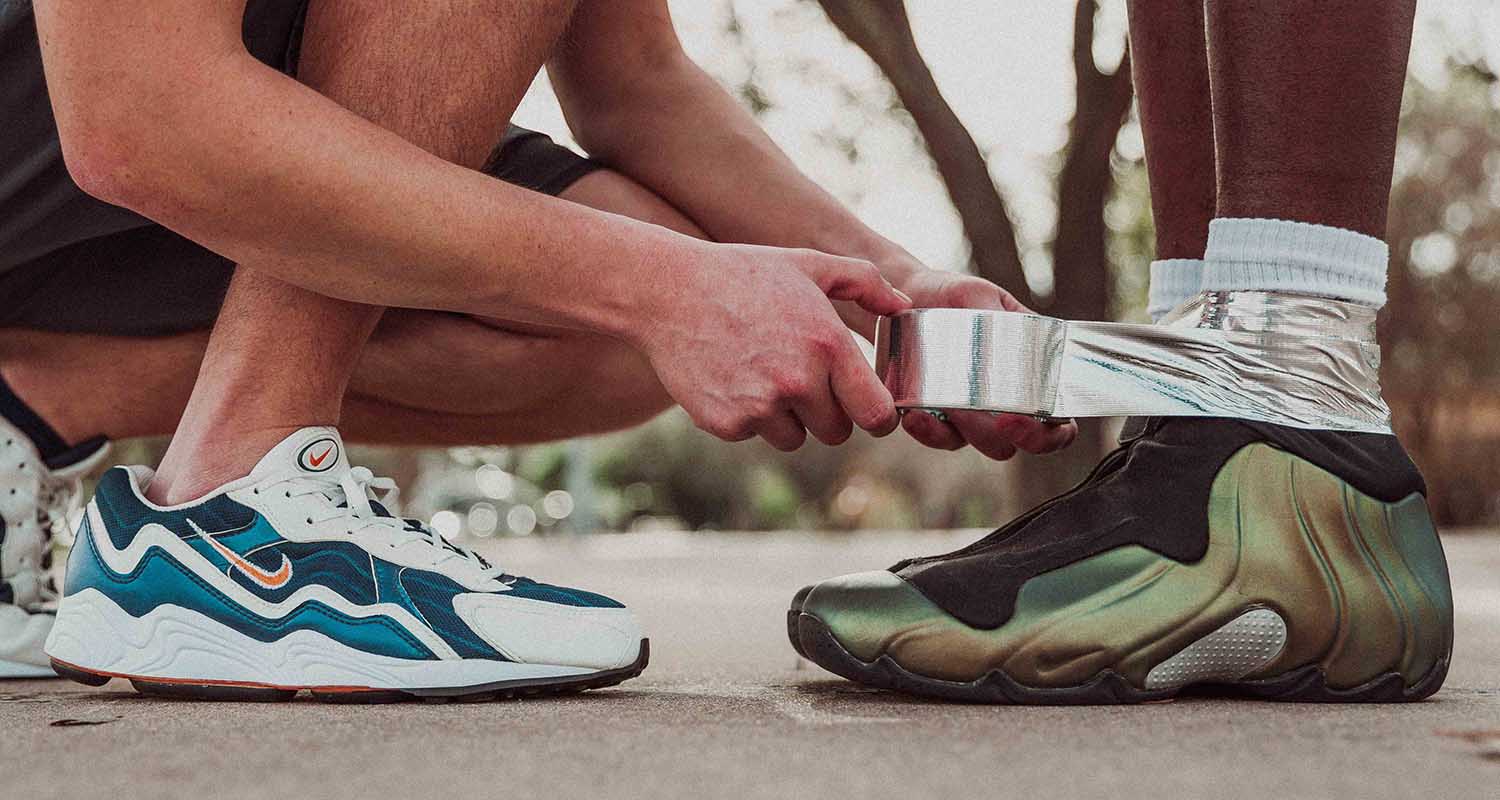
[4,530,1497,800]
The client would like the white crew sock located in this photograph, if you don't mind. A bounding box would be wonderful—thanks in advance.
[1202,218,1388,308]
[1147,258,1203,322]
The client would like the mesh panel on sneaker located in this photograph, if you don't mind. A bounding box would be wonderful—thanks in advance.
[92,468,256,550]
[397,569,505,660]
[505,578,626,608]
[222,540,379,606]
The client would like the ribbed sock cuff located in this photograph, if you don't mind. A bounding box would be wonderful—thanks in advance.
[1147,259,1203,321]
[1203,218,1388,307]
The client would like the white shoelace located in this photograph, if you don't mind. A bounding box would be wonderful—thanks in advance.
[258,466,509,582]
[37,474,83,539]
[32,471,89,603]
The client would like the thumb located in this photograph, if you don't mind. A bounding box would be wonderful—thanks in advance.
[943,277,1032,314]
[803,254,912,317]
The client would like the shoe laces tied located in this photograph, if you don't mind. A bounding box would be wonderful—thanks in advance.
[271,466,509,581]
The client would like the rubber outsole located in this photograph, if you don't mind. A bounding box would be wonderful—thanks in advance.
[788,604,1448,705]
[49,639,649,703]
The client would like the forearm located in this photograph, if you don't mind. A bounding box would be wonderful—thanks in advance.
[41,48,690,339]
[558,58,920,285]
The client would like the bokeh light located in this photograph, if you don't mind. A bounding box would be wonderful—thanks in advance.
[507,505,538,536]
[475,464,514,500]
[430,510,462,540]
[468,502,499,537]
[542,490,574,520]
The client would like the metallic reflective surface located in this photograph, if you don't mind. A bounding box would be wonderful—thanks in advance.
[875,291,1391,433]
[799,444,1452,689]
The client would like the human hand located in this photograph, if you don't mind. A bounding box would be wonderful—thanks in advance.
[636,243,911,451]
[893,269,1078,461]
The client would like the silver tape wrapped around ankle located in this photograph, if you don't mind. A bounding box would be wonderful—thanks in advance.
[875,291,1391,433]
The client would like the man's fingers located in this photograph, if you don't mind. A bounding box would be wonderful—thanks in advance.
[944,410,1077,458]
[923,273,1032,314]
[943,280,1013,312]
[828,336,899,436]
[996,414,1077,454]
[947,411,1020,461]
[755,411,808,452]
[804,254,911,317]
[902,410,966,450]
[793,383,855,446]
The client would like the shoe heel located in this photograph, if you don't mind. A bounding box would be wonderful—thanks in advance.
[49,659,109,687]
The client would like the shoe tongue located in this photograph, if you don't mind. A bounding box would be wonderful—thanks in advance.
[250,426,349,479]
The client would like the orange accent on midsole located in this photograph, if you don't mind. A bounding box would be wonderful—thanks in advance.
[50,657,385,694]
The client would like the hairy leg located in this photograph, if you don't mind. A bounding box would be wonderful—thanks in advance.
[1206,0,1415,237]
[1127,0,1215,260]
[147,0,580,503]
[0,169,695,446]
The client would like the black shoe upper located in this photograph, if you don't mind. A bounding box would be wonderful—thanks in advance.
[893,417,1425,630]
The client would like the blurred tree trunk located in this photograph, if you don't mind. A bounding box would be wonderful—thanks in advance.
[1028,0,1135,506]
[816,0,1032,306]
[818,0,1133,508]
[1048,0,1133,323]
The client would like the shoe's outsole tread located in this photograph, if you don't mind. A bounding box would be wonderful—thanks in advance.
[790,607,1447,705]
[49,639,649,703]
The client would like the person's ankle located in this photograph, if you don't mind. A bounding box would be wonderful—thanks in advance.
[146,421,312,505]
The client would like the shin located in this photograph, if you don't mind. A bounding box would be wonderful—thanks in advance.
[147,0,580,503]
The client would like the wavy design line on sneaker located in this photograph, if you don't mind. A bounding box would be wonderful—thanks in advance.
[789,419,1454,704]
[46,427,647,701]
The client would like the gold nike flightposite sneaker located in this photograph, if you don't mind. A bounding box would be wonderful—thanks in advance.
[788,417,1453,703]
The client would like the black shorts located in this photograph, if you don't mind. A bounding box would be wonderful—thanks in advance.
[0,1,602,337]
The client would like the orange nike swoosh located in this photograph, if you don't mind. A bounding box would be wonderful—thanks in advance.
[308,446,334,468]
[200,534,293,590]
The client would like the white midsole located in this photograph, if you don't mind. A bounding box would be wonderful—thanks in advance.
[45,588,600,689]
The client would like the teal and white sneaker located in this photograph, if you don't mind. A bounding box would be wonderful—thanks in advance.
[0,414,108,678]
[46,427,646,701]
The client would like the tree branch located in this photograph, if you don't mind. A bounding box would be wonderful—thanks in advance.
[816,0,1033,304]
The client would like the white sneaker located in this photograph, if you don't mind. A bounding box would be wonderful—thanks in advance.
[46,426,647,701]
[0,416,109,677]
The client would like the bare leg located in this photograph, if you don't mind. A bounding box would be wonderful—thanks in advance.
[0,299,669,447]
[148,272,382,501]
[1207,0,1415,237]
[1127,1,1215,261]
[0,169,698,445]
[145,0,579,503]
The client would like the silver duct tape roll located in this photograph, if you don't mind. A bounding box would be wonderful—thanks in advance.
[874,291,1391,434]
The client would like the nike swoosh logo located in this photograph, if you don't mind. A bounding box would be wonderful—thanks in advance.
[187,519,293,590]
[308,446,334,468]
